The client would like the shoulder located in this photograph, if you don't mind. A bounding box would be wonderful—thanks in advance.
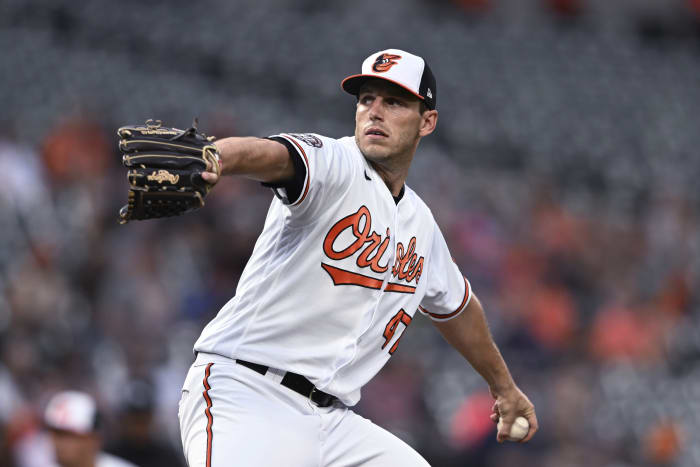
[279,132,326,149]
[280,133,363,171]
[272,133,358,162]
[273,133,346,152]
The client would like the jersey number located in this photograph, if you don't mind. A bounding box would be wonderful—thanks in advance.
[382,309,412,355]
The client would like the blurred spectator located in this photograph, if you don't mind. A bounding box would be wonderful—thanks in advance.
[644,420,685,465]
[589,301,666,363]
[44,391,135,467]
[106,380,184,467]
[688,0,700,19]
[545,0,583,17]
[41,116,110,185]
[452,0,491,13]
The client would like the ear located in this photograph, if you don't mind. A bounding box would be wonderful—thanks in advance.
[418,110,438,137]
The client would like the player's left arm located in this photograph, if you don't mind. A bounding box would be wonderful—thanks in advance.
[201,136,295,185]
[431,293,539,443]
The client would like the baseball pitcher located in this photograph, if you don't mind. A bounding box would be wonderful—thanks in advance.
[118,48,538,466]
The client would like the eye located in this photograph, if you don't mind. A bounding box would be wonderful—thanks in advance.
[359,94,375,105]
[386,98,403,107]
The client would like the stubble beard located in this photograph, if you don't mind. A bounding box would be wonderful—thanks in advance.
[357,137,391,163]
[355,131,419,169]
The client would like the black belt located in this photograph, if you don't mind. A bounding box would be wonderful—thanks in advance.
[235,359,338,408]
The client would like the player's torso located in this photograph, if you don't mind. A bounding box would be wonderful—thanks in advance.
[317,156,435,401]
[194,135,436,404]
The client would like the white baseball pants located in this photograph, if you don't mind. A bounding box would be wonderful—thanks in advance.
[178,352,430,467]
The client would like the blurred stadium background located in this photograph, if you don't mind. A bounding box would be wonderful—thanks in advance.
[1,0,699,465]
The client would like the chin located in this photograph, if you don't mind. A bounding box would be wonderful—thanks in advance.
[360,147,390,162]
[358,140,389,160]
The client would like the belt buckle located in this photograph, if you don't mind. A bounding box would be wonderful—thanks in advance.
[308,387,317,404]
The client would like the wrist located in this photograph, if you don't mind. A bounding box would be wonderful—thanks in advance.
[489,380,517,397]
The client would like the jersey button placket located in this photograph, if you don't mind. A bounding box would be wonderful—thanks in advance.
[363,205,397,347]
[387,207,399,290]
[378,205,398,296]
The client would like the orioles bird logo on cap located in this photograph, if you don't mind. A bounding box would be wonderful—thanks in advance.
[372,53,402,73]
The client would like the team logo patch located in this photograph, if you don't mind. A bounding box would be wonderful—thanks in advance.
[372,53,402,73]
[289,133,323,148]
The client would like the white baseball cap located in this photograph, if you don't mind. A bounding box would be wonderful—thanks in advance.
[341,48,437,109]
[44,391,100,434]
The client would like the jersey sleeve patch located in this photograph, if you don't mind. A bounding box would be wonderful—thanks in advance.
[419,276,472,322]
[263,135,311,206]
[287,133,323,148]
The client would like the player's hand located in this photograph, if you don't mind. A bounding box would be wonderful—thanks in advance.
[201,169,219,185]
[489,385,538,443]
[201,154,222,186]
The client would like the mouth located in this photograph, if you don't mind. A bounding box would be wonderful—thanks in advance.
[364,127,389,140]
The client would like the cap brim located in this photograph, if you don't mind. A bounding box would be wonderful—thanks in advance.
[341,74,425,101]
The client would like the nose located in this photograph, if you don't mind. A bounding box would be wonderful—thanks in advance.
[367,97,384,121]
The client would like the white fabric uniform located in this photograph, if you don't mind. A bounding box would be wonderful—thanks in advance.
[180,133,471,466]
[179,352,431,467]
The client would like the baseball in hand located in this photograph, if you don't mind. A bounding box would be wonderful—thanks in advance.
[497,416,530,441]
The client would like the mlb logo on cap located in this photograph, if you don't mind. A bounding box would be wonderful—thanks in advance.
[342,49,437,110]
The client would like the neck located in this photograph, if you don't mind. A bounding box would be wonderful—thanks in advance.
[368,159,408,197]
[366,138,419,197]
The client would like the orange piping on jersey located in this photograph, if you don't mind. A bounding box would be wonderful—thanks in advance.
[321,263,416,294]
[202,363,214,467]
[283,135,311,206]
[420,276,471,320]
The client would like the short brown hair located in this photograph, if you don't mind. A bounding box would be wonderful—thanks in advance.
[419,101,428,115]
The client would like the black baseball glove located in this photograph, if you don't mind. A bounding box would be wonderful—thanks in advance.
[117,119,221,223]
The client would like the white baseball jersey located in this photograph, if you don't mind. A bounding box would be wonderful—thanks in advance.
[193,133,471,406]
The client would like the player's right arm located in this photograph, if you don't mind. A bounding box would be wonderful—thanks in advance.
[419,221,537,443]
[201,137,294,185]
[431,294,538,443]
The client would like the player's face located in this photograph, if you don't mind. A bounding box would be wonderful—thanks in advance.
[355,80,434,165]
[50,429,100,467]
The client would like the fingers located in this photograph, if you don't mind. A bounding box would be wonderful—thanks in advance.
[201,171,219,185]
[491,390,538,444]
[496,418,514,443]
[490,401,500,424]
[202,151,221,186]
[493,400,511,443]
[204,148,222,177]
[519,411,539,443]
